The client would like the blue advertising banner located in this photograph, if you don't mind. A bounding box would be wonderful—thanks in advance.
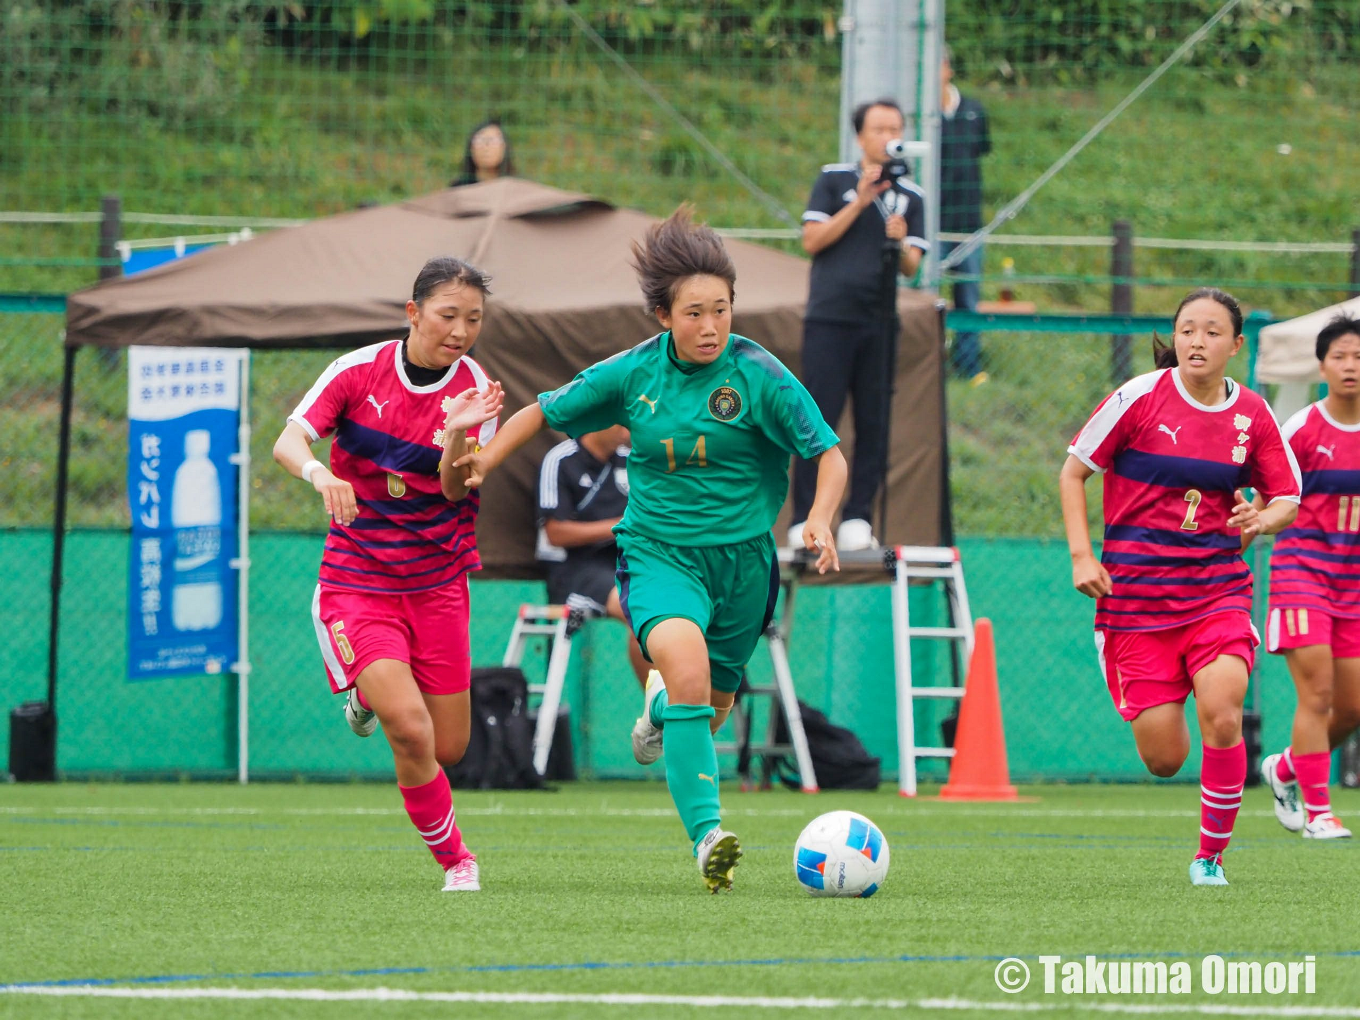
[122,244,212,276]
[128,347,247,680]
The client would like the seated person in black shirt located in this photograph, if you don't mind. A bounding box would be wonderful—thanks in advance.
[536,425,648,687]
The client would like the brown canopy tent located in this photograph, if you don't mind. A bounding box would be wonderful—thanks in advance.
[61,178,947,583]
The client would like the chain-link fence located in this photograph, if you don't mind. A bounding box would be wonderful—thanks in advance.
[3,1,1357,779]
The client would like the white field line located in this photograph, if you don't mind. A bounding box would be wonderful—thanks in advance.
[0,805,1277,820]
[1,987,1358,1016]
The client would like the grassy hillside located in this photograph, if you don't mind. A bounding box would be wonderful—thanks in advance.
[1,43,1354,534]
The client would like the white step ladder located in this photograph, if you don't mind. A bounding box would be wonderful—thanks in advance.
[502,604,590,777]
[890,546,975,797]
[714,564,819,793]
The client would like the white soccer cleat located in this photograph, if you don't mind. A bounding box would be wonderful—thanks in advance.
[344,687,377,738]
[696,826,742,893]
[631,670,665,766]
[786,521,806,550]
[1303,813,1352,840]
[442,856,480,891]
[1259,752,1303,832]
[836,518,879,552]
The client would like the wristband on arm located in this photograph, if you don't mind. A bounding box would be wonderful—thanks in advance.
[301,459,324,484]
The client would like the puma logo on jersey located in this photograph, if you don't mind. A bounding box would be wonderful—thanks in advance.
[698,772,717,787]
[1158,424,1182,444]
[366,395,389,418]
[636,394,659,414]
[1317,443,1336,460]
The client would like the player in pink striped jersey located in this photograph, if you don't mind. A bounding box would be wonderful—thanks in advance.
[1060,288,1302,886]
[1261,313,1360,841]
[273,257,505,892]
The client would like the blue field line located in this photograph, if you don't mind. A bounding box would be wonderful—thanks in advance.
[7,949,1358,990]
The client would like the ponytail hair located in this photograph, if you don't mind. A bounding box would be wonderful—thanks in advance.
[1151,333,1178,369]
[1151,286,1244,369]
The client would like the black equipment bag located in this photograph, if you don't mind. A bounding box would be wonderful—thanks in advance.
[8,701,56,782]
[446,668,545,790]
[762,699,881,791]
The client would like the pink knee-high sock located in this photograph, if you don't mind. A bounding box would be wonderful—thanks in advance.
[1292,750,1332,822]
[1275,745,1296,783]
[1197,741,1246,860]
[399,772,472,870]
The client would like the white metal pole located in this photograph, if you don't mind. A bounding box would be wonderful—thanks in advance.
[533,617,572,777]
[230,352,252,784]
[890,551,918,796]
[918,0,944,289]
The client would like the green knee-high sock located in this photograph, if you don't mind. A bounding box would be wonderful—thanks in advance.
[649,685,670,727]
[661,703,721,853]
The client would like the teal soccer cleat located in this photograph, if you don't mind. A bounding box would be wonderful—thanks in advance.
[1189,855,1228,886]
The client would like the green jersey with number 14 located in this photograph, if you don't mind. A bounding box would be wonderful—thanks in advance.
[538,332,838,547]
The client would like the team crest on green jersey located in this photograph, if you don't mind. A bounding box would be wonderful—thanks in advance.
[708,385,743,422]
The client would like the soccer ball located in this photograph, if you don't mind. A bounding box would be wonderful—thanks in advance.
[793,810,890,898]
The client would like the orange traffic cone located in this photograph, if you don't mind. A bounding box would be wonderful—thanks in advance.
[939,618,1018,801]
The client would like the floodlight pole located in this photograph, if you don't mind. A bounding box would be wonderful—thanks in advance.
[838,0,943,282]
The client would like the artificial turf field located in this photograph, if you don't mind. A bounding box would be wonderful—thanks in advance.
[2,781,1357,1019]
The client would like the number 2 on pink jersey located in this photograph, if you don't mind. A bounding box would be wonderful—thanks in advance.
[1180,488,1202,531]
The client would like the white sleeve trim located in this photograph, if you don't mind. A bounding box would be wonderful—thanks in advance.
[288,414,321,443]
[1279,405,1312,442]
[1268,494,1302,505]
[906,236,930,251]
[537,440,577,511]
[1261,401,1304,499]
[1066,445,1105,475]
[289,342,386,434]
[802,211,831,223]
[1068,370,1164,473]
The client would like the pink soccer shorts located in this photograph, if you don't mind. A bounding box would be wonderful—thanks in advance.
[311,575,472,695]
[1267,607,1360,658]
[1095,611,1258,722]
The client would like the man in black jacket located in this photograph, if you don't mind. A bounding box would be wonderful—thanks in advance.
[789,98,929,553]
[939,47,992,383]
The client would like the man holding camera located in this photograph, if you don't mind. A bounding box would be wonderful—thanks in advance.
[789,98,928,552]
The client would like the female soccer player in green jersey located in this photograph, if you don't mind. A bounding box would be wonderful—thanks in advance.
[457,207,848,892]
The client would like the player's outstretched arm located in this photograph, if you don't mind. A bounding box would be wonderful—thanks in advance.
[273,420,358,526]
[803,445,848,574]
[439,384,505,499]
[1059,454,1111,598]
[454,401,548,488]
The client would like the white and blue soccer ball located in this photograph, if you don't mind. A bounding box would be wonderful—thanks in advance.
[793,810,890,898]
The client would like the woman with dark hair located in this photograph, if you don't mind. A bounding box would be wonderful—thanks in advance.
[1260,312,1360,841]
[455,207,848,893]
[1060,287,1301,886]
[273,256,505,892]
[451,119,514,186]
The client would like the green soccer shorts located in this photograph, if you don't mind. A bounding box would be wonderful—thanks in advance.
[614,530,779,693]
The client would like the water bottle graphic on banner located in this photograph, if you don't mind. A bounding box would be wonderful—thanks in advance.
[171,429,225,631]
